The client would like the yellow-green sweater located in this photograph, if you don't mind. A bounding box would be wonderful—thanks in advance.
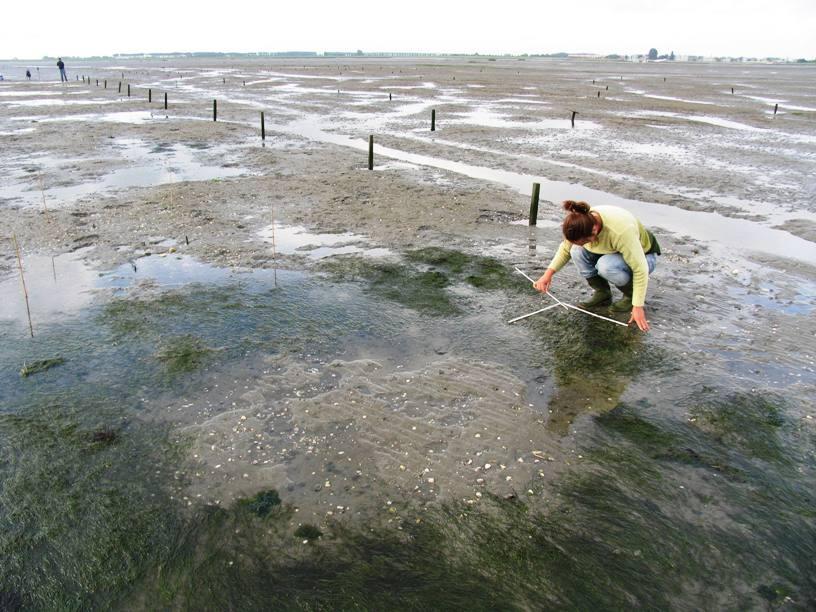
[547,205,653,307]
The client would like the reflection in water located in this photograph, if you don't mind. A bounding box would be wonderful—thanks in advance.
[258,222,392,259]
[0,250,96,330]
[542,318,645,436]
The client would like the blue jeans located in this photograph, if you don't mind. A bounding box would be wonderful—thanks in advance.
[59,68,68,82]
[570,245,657,287]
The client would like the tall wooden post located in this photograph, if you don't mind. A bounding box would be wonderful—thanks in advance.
[164,92,168,110]
[431,109,436,131]
[149,88,152,102]
[571,111,578,128]
[529,183,540,226]
[127,84,130,97]
[368,135,374,170]
[213,100,217,121]
[261,111,265,140]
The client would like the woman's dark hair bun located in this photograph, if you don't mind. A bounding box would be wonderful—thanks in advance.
[562,200,591,214]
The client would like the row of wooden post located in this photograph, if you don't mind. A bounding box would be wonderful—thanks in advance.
[80,78,590,146]
[77,72,781,233]
[84,75,168,110]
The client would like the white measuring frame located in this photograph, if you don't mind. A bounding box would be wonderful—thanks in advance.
[510,268,629,327]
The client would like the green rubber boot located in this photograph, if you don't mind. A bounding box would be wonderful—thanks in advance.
[579,276,612,308]
[610,281,633,312]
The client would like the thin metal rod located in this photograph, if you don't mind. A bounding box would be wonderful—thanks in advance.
[12,234,34,337]
[508,303,560,324]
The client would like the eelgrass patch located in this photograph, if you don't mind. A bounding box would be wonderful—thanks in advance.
[294,524,323,540]
[320,256,458,314]
[20,357,65,377]
[155,335,213,374]
[319,247,524,315]
[685,389,788,463]
[238,489,282,517]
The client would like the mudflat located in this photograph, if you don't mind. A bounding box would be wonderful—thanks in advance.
[1,57,814,610]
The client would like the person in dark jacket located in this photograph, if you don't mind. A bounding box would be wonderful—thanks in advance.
[57,58,68,82]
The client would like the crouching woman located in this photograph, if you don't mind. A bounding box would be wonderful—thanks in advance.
[533,200,660,332]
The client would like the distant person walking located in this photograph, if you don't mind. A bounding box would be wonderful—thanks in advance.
[57,58,67,82]
[26,69,32,80]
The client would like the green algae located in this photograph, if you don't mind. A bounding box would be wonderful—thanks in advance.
[239,489,282,517]
[293,524,322,540]
[404,246,470,272]
[319,247,524,316]
[596,403,679,450]
[596,403,746,481]
[155,335,213,374]
[686,389,788,463]
[405,246,522,291]
[3,388,813,611]
[0,397,184,611]
[20,357,66,377]
[320,257,459,315]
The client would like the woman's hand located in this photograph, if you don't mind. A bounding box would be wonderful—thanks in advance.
[628,306,650,332]
[533,269,554,293]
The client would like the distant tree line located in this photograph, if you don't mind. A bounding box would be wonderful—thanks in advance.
[647,48,675,60]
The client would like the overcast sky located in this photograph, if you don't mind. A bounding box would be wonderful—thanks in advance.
[2,0,814,60]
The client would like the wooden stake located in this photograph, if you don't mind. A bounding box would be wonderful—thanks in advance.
[213,99,217,121]
[571,111,578,128]
[12,234,34,337]
[368,135,374,170]
[38,174,48,214]
[431,109,436,131]
[528,183,540,226]
[261,111,265,140]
